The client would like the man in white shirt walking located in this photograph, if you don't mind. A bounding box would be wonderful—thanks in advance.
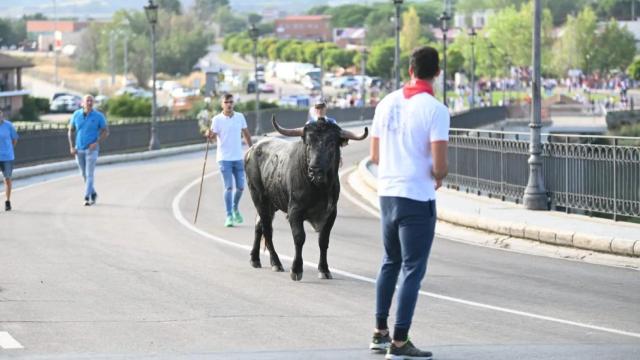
[368,46,450,360]
[207,94,253,227]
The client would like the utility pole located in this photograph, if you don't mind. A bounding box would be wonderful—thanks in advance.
[249,23,261,135]
[360,47,368,122]
[523,0,547,210]
[124,35,128,83]
[53,0,58,85]
[109,32,115,86]
[393,0,403,90]
[469,27,477,109]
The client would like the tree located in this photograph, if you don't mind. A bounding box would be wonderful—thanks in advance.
[248,13,263,25]
[475,2,553,74]
[214,6,247,35]
[367,39,395,78]
[158,0,182,15]
[74,23,104,72]
[552,7,598,76]
[400,7,420,53]
[627,58,640,80]
[156,12,211,75]
[307,5,330,15]
[364,5,395,45]
[194,0,229,22]
[591,20,637,74]
[324,48,356,69]
[325,4,372,28]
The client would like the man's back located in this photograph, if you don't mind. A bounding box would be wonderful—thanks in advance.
[372,90,449,202]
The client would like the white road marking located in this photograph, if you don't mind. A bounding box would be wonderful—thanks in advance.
[0,331,23,349]
[173,168,640,340]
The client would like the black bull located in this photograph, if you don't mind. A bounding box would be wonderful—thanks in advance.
[244,115,368,281]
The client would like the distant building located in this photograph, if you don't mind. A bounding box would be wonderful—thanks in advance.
[616,21,640,48]
[26,20,89,52]
[333,27,366,48]
[274,15,332,41]
[0,54,34,117]
[454,9,494,29]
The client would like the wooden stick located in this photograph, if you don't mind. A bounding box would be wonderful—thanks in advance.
[194,139,211,224]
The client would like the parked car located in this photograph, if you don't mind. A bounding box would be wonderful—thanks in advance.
[333,76,359,89]
[301,76,321,91]
[94,95,109,109]
[115,87,152,98]
[171,87,199,98]
[50,92,75,103]
[49,95,82,113]
[259,83,275,93]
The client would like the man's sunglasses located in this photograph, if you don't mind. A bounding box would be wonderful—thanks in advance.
[224,101,234,104]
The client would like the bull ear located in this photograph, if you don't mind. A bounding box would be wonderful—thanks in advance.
[272,114,304,137]
[340,127,368,141]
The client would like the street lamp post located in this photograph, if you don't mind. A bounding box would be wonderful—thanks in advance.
[53,0,58,85]
[317,38,324,101]
[523,0,546,210]
[393,0,403,90]
[469,27,477,109]
[439,10,451,107]
[360,47,368,121]
[249,23,261,135]
[144,0,160,150]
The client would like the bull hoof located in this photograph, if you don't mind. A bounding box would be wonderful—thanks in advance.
[318,271,333,280]
[272,265,285,272]
[290,271,303,281]
[250,260,262,268]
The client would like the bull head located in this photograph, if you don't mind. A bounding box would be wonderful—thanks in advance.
[271,114,369,141]
[272,114,368,186]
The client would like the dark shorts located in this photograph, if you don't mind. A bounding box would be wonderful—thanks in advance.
[0,161,14,179]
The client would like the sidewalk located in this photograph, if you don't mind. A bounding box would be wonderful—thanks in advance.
[351,158,640,258]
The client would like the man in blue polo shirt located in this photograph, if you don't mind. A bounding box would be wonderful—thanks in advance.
[68,95,109,206]
[0,108,19,211]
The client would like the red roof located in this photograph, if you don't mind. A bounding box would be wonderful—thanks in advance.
[280,15,330,21]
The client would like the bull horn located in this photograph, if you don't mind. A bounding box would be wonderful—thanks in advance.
[272,114,304,137]
[341,127,369,141]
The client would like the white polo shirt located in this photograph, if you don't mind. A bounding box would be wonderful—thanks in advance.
[211,111,248,162]
[371,89,450,201]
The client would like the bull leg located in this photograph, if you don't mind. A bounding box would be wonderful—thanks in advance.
[250,215,263,268]
[288,213,306,281]
[317,209,337,279]
[262,212,284,272]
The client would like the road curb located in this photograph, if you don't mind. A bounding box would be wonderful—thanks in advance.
[355,157,639,258]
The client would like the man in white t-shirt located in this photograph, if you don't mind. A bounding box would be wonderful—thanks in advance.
[207,94,253,227]
[368,46,450,360]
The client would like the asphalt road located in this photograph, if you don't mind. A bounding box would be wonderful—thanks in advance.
[0,138,639,359]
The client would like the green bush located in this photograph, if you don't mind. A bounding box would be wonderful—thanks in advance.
[12,96,41,122]
[106,95,151,117]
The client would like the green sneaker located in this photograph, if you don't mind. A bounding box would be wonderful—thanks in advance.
[385,340,432,360]
[232,210,243,224]
[224,216,234,227]
[369,331,391,352]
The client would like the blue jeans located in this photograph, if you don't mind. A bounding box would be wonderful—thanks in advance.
[75,148,99,199]
[218,160,245,217]
[375,196,436,342]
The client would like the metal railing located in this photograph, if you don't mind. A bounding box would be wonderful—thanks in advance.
[446,128,640,220]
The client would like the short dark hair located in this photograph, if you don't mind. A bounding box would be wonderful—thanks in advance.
[221,93,234,101]
[410,46,440,80]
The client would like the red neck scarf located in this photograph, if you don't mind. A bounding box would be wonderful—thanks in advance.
[403,79,434,99]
